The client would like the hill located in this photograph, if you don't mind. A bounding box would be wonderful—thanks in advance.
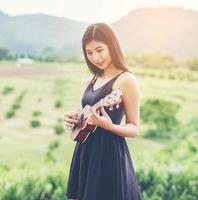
[0,7,198,59]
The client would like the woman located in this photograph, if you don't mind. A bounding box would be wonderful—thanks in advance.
[64,23,142,200]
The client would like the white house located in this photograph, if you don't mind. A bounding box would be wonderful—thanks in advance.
[16,58,34,67]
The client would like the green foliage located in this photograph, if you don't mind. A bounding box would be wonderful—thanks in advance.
[141,99,181,139]
[161,134,198,165]
[0,167,66,200]
[5,91,26,119]
[0,166,198,200]
[30,120,41,128]
[137,168,198,200]
[125,53,198,81]
[54,100,63,108]
[0,61,197,200]
[46,141,60,162]
[6,110,15,118]
[40,47,61,62]
[65,55,84,63]
[2,86,14,95]
[49,141,59,151]
[125,53,178,69]
[12,103,21,110]
[32,111,42,117]
[188,116,198,133]
[53,118,64,135]
[0,47,10,60]
[0,164,10,172]
[132,67,198,82]
[53,124,64,135]
[15,91,26,102]
[164,116,198,141]
[57,118,63,123]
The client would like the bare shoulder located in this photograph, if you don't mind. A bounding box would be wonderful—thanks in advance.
[113,71,140,92]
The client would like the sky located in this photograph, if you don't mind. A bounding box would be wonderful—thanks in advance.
[0,0,198,23]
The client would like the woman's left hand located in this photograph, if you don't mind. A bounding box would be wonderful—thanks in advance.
[87,106,113,131]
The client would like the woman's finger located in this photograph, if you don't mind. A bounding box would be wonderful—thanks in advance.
[87,116,94,125]
[64,117,78,123]
[101,106,108,117]
[65,122,74,128]
[90,107,100,119]
[64,111,78,119]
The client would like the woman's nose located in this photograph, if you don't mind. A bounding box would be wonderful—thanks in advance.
[92,53,100,62]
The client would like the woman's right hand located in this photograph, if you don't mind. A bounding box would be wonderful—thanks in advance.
[64,111,79,130]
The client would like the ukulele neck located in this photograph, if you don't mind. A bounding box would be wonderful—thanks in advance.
[83,99,103,119]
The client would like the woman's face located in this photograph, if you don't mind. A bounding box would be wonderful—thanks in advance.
[85,40,113,70]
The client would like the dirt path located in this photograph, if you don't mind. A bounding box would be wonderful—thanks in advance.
[0,66,65,77]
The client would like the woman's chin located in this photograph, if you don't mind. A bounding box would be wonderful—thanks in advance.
[96,64,108,70]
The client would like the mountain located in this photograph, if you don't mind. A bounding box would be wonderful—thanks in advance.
[0,7,198,59]
[0,11,88,56]
[111,7,198,59]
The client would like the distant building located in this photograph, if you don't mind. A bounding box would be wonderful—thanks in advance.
[16,58,34,67]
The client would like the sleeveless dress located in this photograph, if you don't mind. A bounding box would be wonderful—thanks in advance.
[65,71,142,200]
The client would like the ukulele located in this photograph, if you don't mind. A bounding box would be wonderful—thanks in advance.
[70,89,123,143]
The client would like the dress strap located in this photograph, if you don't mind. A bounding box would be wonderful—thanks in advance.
[113,70,128,80]
[108,70,129,84]
[91,73,99,85]
[91,70,129,88]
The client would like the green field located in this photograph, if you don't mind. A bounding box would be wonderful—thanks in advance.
[0,61,197,199]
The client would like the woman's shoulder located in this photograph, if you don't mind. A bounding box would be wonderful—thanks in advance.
[116,71,138,85]
[113,70,139,91]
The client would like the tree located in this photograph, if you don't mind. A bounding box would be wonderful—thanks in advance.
[0,47,10,60]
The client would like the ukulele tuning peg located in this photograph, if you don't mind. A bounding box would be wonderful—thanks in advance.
[116,104,119,109]
[109,106,113,110]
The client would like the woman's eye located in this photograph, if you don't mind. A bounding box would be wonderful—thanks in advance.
[87,52,92,55]
[86,49,103,55]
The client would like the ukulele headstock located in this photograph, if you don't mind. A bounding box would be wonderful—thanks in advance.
[103,89,123,110]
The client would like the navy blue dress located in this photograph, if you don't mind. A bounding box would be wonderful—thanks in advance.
[66,71,142,200]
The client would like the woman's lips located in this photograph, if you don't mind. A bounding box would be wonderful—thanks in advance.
[96,61,104,66]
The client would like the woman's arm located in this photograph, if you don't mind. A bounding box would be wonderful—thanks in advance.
[88,72,141,138]
[109,72,141,138]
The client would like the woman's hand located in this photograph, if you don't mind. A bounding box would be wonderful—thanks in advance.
[87,106,113,131]
[64,110,79,130]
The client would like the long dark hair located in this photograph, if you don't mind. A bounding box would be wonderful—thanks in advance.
[82,23,129,75]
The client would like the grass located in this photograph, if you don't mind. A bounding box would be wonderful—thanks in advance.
[0,60,197,171]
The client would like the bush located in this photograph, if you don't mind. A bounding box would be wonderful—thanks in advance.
[12,103,21,110]
[54,100,63,108]
[0,166,198,200]
[48,141,59,151]
[141,99,181,139]
[6,110,15,118]
[2,86,14,95]
[0,167,66,200]
[30,120,41,128]
[46,141,60,162]
[53,124,64,135]
[137,168,198,200]
[32,111,42,117]
[125,53,177,69]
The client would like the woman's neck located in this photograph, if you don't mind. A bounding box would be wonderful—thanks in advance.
[99,64,123,79]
